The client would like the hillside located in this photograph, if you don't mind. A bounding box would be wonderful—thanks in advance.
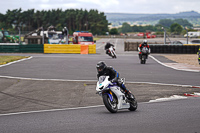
[105,11,200,25]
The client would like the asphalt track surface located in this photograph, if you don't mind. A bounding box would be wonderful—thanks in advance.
[0,38,200,133]
[0,38,199,86]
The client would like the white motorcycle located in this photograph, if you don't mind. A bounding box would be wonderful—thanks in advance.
[108,46,117,58]
[96,76,137,113]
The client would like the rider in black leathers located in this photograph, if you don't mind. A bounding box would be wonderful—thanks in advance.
[105,42,114,56]
[96,61,135,100]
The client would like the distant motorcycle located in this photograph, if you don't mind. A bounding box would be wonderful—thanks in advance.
[96,76,137,113]
[138,47,150,64]
[107,46,117,58]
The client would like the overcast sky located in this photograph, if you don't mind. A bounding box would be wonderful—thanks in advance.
[1,0,200,14]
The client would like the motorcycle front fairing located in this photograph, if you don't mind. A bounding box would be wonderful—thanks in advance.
[96,76,115,100]
[109,85,130,109]
[96,76,130,110]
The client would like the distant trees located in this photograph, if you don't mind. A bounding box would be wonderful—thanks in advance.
[158,18,193,28]
[109,28,118,35]
[158,19,174,28]
[170,23,183,34]
[0,8,109,35]
[120,22,132,33]
[118,23,158,33]
[117,18,193,35]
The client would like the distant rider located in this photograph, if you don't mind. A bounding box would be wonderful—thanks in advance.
[105,42,115,55]
[138,40,150,59]
[96,61,135,100]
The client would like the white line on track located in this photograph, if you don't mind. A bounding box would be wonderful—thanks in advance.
[0,105,104,117]
[0,56,32,68]
[96,39,110,49]
[114,38,118,49]
[126,81,200,88]
[0,75,97,82]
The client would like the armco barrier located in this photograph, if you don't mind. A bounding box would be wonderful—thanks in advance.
[44,44,96,54]
[0,44,43,53]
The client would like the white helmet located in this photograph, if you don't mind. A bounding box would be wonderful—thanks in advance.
[143,40,147,44]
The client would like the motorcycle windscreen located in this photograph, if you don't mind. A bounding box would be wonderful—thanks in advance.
[98,76,106,84]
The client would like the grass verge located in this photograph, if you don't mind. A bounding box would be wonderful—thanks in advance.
[94,37,101,41]
[0,56,29,65]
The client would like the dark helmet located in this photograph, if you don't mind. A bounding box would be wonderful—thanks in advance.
[96,61,107,73]
[106,42,111,45]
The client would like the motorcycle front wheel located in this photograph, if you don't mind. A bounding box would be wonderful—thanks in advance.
[103,94,118,113]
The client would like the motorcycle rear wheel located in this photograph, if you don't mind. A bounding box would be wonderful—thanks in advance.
[140,59,146,64]
[103,94,118,113]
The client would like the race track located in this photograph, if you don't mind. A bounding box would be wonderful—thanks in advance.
[0,38,200,133]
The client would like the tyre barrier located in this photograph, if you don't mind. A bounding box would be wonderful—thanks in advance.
[124,42,200,54]
[148,45,199,54]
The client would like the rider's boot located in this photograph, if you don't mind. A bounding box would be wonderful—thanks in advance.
[121,84,135,100]
[126,91,135,100]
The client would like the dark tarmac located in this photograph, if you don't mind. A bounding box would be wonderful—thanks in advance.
[1,77,200,114]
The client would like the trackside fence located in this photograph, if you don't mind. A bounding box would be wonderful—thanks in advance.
[0,44,43,53]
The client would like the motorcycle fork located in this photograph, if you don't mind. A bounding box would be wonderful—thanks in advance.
[103,90,113,102]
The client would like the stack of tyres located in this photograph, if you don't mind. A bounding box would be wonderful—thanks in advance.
[152,45,157,53]
[183,46,187,54]
[160,46,164,53]
[166,45,171,53]
[193,46,197,54]
[174,46,177,53]
[151,45,156,53]
[171,45,175,53]
[164,45,168,53]
[186,46,191,54]
[154,45,159,53]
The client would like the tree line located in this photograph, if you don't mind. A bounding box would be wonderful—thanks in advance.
[115,18,193,35]
[0,8,109,35]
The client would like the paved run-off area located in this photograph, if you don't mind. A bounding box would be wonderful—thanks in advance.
[163,54,200,67]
